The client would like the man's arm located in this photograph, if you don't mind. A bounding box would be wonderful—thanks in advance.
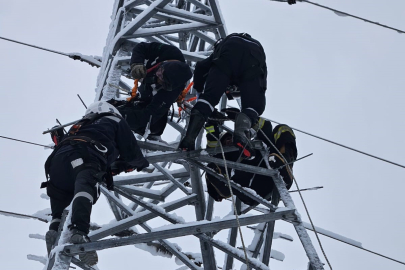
[115,118,149,170]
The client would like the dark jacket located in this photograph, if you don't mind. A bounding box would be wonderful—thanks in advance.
[193,33,267,92]
[56,114,145,167]
[130,42,185,68]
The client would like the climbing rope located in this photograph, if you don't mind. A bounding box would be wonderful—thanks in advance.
[208,132,252,270]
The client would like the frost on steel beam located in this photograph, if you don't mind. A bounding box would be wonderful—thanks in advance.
[122,22,217,39]
[63,210,295,255]
[207,0,227,37]
[262,190,280,265]
[223,199,241,270]
[89,194,197,241]
[96,0,228,101]
[258,150,324,270]
[114,168,189,185]
[139,223,202,270]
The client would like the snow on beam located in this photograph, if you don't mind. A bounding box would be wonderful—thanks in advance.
[191,30,217,44]
[153,163,192,195]
[124,0,149,11]
[117,185,166,201]
[207,0,227,37]
[155,6,216,25]
[114,168,189,185]
[204,236,270,270]
[89,194,197,241]
[115,48,209,63]
[129,7,193,24]
[63,209,295,256]
[186,0,212,14]
[122,22,218,40]
[111,0,173,54]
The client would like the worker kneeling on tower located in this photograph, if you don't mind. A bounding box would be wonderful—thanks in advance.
[179,33,267,160]
[42,101,149,266]
[204,110,297,206]
[110,42,192,141]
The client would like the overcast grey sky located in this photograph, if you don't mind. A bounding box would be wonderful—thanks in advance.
[0,0,404,269]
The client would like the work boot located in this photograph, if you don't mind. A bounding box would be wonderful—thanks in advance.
[233,113,255,159]
[178,109,206,151]
[70,229,98,266]
[147,135,168,145]
[45,230,58,256]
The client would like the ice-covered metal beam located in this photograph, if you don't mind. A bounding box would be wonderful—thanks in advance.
[63,210,295,255]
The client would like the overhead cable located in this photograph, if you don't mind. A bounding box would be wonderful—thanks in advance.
[302,0,405,34]
[0,209,48,223]
[268,0,405,35]
[0,35,101,67]
[0,36,69,56]
[0,135,53,149]
[266,118,405,169]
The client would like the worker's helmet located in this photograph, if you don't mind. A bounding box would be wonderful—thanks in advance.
[85,101,121,116]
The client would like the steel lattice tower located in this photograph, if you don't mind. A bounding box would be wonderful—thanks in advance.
[44,1,325,269]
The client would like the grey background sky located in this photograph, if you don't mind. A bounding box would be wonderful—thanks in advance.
[0,0,404,269]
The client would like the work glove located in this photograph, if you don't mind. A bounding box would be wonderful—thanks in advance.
[130,63,147,79]
[221,107,240,121]
[135,158,150,172]
[110,160,135,176]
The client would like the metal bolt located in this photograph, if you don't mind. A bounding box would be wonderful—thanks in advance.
[80,247,85,252]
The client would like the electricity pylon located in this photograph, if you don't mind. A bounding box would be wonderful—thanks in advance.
[44,1,324,269]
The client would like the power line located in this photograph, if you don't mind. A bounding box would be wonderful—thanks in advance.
[266,118,405,170]
[268,0,405,34]
[0,35,101,67]
[0,135,53,149]
[302,0,405,34]
[0,209,48,223]
[0,36,69,56]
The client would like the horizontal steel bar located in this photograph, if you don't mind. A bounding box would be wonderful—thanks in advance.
[89,194,197,241]
[118,185,165,201]
[64,209,294,255]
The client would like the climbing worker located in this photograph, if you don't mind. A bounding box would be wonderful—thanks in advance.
[114,42,192,140]
[204,110,297,206]
[42,101,149,265]
[178,33,267,159]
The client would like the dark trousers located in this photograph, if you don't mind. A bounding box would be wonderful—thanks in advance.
[194,36,267,124]
[119,85,183,136]
[47,149,101,234]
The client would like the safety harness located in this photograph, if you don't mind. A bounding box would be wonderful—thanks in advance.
[42,112,118,191]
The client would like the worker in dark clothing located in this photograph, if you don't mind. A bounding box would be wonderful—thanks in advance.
[43,101,149,266]
[179,33,267,159]
[204,111,297,206]
[115,42,192,139]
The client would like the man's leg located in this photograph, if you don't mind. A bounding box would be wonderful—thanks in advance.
[46,196,71,255]
[179,66,230,150]
[233,76,266,159]
[46,151,76,255]
[70,168,100,266]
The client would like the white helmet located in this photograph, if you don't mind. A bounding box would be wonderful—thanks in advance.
[85,101,121,116]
